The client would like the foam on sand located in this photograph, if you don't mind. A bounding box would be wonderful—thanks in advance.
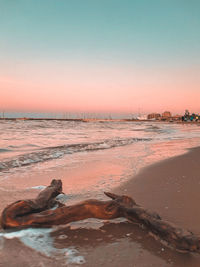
[0,228,85,265]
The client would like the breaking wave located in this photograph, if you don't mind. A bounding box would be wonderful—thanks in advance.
[0,137,152,171]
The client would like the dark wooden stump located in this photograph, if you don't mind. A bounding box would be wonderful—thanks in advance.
[1,179,200,253]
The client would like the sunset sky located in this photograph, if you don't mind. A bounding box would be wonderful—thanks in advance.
[0,0,200,115]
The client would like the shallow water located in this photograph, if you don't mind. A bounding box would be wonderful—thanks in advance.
[1,120,200,197]
[0,120,199,173]
[0,120,199,172]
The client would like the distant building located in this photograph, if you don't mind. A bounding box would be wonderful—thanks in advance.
[147,113,161,120]
[172,115,182,121]
[162,111,171,118]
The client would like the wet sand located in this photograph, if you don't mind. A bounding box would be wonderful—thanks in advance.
[1,147,200,266]
[114,146,200,266]
[115,146,200,234]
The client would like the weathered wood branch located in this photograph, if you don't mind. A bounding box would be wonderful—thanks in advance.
[1,179,200,253]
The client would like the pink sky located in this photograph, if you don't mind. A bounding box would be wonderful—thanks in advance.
[1,0,200,116]
[1,62,199,115]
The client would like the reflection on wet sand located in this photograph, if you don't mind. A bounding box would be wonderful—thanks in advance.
[51,221,200,267]
[2,219,200,267]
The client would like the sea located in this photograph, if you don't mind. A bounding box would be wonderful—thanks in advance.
[0,119,200,266]
[1,119,200,183]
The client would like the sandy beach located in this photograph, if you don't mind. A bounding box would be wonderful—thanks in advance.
[1,146,200,266]
[1,0,200,265]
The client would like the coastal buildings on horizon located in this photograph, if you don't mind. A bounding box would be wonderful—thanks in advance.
[0,109,199,122]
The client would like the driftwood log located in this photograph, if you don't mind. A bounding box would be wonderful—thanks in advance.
[1,179,200,253]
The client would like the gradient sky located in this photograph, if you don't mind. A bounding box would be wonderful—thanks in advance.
[0,0,200,115]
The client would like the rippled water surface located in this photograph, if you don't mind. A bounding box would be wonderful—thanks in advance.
[1,120,200,172]
[0,120,200,198]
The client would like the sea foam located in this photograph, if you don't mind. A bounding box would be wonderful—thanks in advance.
[0,228,85,265]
